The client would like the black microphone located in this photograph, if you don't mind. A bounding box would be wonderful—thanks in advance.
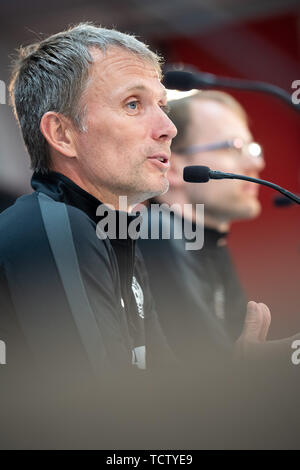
[183,166,300,205]
[163,70,300,113]
[163,70,217,91]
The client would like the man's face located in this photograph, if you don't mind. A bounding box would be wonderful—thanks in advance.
[71,47,177,207]
[183,99,265,224]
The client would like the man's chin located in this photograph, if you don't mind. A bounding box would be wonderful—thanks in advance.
[143,178,169,200]
[131,179,169,205]
[158,178,170,196]
[234,200,262,221]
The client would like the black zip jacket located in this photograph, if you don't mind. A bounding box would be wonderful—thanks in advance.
[0,171,174,384]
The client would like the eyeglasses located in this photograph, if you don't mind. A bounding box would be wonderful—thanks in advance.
[178,137,264,160]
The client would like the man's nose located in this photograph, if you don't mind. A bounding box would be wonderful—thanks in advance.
[152,108,177,142]
[242,154,266,174]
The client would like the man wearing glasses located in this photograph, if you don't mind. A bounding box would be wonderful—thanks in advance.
[140,90,265,364]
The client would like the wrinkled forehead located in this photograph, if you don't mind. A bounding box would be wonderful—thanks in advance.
[86,46,166,102]
[88,46,162,90]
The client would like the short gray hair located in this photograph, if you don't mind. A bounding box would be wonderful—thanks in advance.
[9,23,162,173]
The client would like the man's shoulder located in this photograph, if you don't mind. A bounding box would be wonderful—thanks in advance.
[0,192,38,219]
[0,192,113,265]
[0,193,40,251]
[0,191,90,242]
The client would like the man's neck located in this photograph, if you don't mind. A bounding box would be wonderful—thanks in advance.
[201,213,230,233]
[51,165,138,213]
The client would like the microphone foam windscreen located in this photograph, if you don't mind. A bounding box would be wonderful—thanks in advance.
[183,166,210,183]
[162,71,197,91]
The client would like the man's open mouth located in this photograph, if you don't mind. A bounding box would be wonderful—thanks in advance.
[147,154,170,168]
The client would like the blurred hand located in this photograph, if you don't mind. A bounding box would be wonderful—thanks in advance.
[235,299,300,380]
[235,301,271,360]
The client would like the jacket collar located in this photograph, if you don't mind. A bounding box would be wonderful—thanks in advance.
[31,170,139,231]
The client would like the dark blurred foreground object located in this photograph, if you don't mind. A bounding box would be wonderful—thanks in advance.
[273,194,300,207]
[1,355,299,449]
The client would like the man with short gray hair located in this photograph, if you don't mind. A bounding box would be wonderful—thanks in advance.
[1,23,271,387]
[2,23,294,450]
[1,22,177,383]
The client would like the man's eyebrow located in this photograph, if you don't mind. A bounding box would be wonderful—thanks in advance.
[123,84,167,99]
[125,85,147,92]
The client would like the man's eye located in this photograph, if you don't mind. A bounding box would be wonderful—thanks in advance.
[126,101,139,111]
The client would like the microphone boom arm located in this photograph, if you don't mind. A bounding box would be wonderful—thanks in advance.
[210,170,300,205]
[205,75,298,111]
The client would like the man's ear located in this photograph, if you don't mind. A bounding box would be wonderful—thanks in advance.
[168,153,185,189]
[40,111,78,158]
